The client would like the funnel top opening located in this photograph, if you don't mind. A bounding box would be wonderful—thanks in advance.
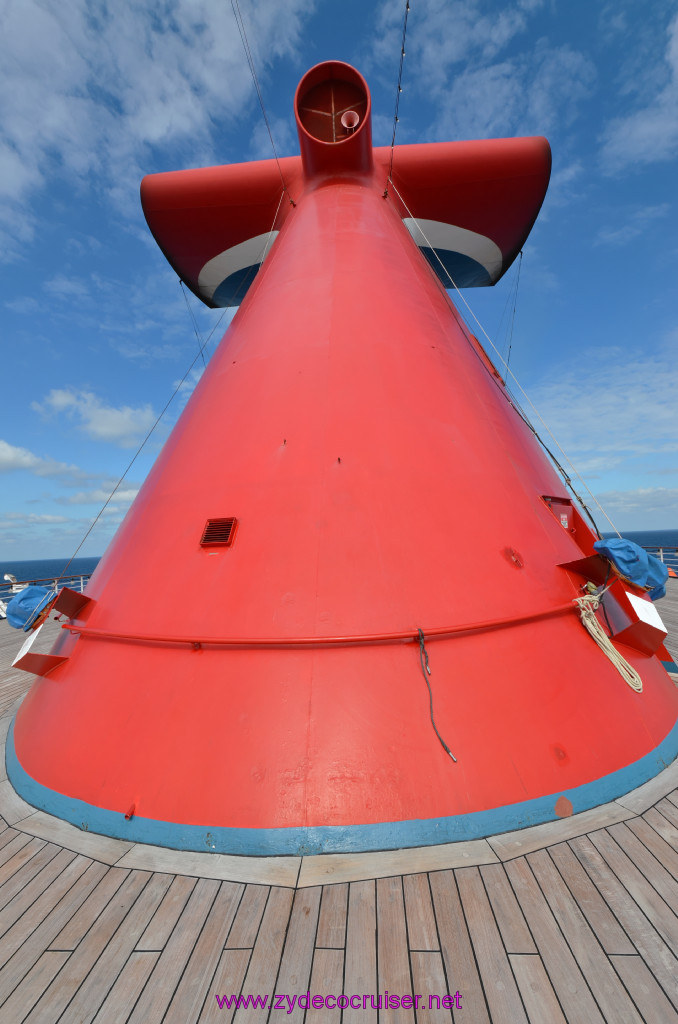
[295,61,370,146]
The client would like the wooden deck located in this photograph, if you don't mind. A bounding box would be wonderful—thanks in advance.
[0,583,676,1023]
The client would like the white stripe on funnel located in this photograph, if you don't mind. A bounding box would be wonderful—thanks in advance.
[402,219,503,282]
[198,231,280,301]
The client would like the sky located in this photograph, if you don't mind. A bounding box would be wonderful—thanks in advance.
[1,0,677,561]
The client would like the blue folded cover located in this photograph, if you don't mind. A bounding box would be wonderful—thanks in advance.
[593,538,668,601]
[6,586,53,631]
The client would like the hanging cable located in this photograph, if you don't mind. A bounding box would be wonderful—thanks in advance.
[418,629,457,762]
[385,178,620,538]
[180,281,207,368]
[385,0,411,195]
[504,249,522,381]
[231,0,295,206]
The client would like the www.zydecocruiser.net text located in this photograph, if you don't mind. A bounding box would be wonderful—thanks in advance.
[214,991,464,1011]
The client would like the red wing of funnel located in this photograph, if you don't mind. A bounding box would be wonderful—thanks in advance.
[9,62,678,857]
[376,136,551,286]
[140,155,303,308]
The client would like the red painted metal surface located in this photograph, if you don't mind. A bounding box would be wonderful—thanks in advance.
[12,62,678,839]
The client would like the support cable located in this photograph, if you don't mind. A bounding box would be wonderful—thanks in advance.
[504,249,522,381]
[58,196,285,581]
[385,0,412,195]
[231,0,295,206]
[385,178,620,538]
[180,281,207,368]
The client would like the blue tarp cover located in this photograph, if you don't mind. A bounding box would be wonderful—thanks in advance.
[593,538,668,601]
[6,586,53,631]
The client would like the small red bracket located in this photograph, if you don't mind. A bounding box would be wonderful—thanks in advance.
[54,587,95,620]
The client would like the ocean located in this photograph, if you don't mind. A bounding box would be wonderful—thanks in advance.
[1,556,101,586]
[602,529,678,550]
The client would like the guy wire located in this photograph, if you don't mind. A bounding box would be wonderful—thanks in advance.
[386,0,411,192]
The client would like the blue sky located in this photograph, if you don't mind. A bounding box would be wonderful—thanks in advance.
[1,0,677,560]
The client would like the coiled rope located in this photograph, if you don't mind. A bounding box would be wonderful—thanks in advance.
[573,592,643,692]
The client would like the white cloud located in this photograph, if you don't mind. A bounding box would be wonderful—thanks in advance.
[44,275,90,299]
[429,44,595,142]
[600,12,678,172]
[368,1,592,143]
[0,438,88,482]
[32,389,157,448]
[594,487,678,530]
[544,162,584,209]
[249,115,298,161]
[56,487,139,506]
[521,341,678,494]
[370,0,544,85]
[0,513,70,526]
[0,0,315,254]
[594,204,670,246]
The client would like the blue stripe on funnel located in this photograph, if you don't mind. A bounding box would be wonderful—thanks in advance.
[6,716,678,857]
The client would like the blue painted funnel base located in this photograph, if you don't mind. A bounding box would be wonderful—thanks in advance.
[6,717,678,857]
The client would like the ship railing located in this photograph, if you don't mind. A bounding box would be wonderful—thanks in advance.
[644,547,678,574]
[0,573,93,602]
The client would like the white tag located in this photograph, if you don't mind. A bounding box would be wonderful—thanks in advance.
[625,591,667,635]
[12,623,44,667]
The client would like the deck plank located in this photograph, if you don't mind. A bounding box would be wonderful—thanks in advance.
[0,826,20,852]
[163,880,244,1024]
[315,882,348,949]
[610,818,678,899]
[0,949,70,1023]
[569,834,678,1007]
[546,842,635,955]
[479,863,536,955]
[0,778,37,825]
[272,885,322,1024]
[588,828,678,953]
[21,869,160,1024]
[409,950,453,1024]
[642,805,678,851]
[306,948,344,1024]
[610,954,678,1024]
[0,830,33,870]
[487,803,633,861]
[16,810,133,865]
[509,954,567,1024]
[504,857,605,1024]
[49,866,130,950]
[202,948,252,1024]
[92,951,160,1024]
[403,873,438,951]
[0,843,64,920]
[0,859,107,1009]
[135,874,196,951]
[0,848,83,948]
[429,869,491,1024]
[0,836,46,890]
[225,884,269,949]
[456,866,527,1024]
[377,875,414,1024]
[297,841,498,888]
[343,880,377,1024]
[232,885,295,1024]
[127,876,222,1024]
[526,848,643,1024]
[657,795,678,829]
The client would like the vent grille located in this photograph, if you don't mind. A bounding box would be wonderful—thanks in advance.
[200,517,238,547]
